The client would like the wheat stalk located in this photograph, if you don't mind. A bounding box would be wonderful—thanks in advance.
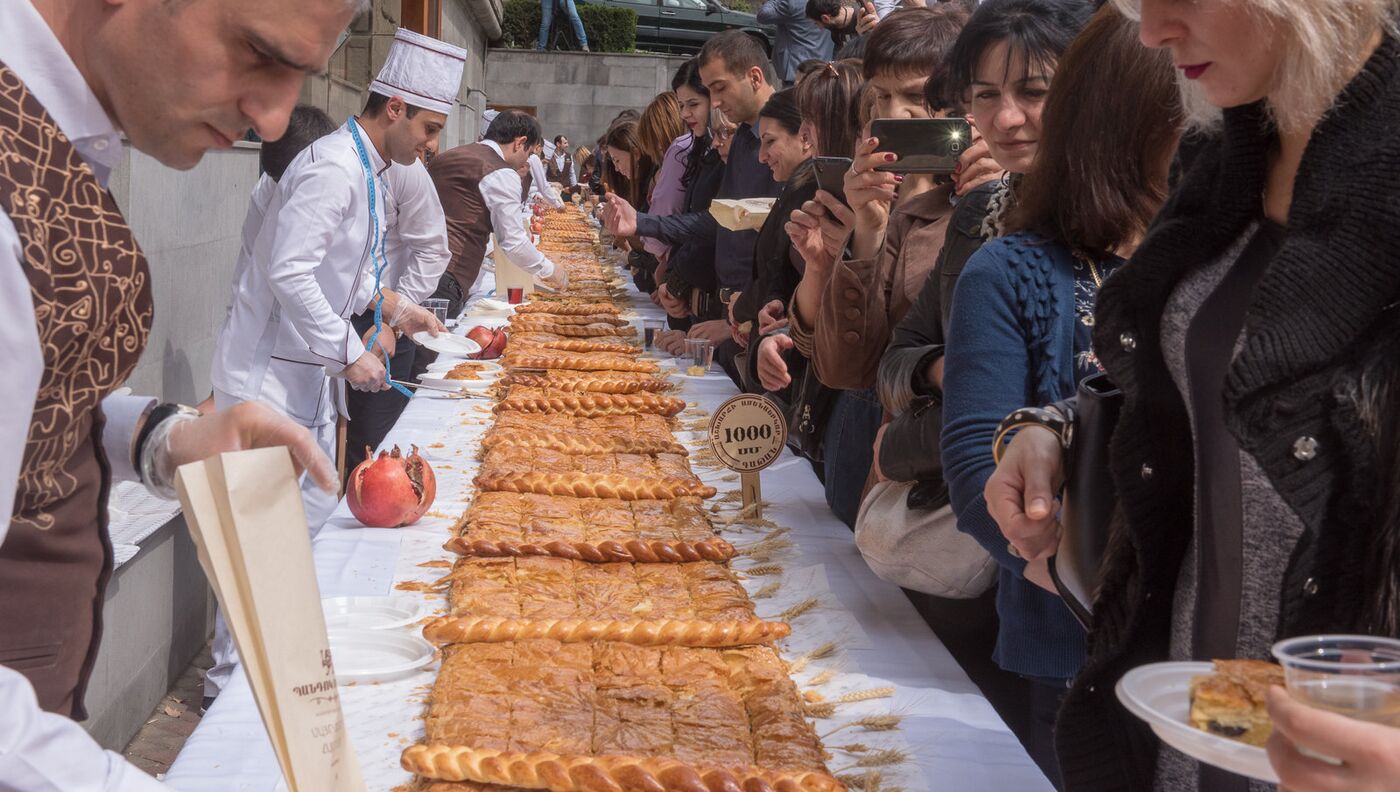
[805,702,837,719]
[835,743,872,754]
[776,597,819,622]
[751,581,781,599]
[835,750,909,772]
[807,668,838,687]
[742,563,784,577]
[836,687,896,704]
[787,641,838,674]
[820,714,903,738]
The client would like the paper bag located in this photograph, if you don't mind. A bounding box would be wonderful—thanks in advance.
[176,448,365,792]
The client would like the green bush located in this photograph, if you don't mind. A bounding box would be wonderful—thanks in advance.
[499,0,637,53]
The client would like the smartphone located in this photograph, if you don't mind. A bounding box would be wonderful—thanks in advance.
[870,118,973,174]
[812,156,852,204]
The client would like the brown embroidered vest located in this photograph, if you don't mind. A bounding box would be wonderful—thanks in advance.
[427,142,511,294]
[0,63,153,718]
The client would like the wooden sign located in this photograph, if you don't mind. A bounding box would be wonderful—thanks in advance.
[708,394,788,518]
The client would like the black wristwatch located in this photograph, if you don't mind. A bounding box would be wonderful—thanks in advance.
[992,406,1072,465]
[718,287,736,306]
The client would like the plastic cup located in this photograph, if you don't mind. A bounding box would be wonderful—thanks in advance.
[507,287,524,305]
[684,338,714,376]
[1272,635,1400,726]
[644,320,663,351]
[423,298,450,326]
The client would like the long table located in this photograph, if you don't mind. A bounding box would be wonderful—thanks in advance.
[165,289,1051,792]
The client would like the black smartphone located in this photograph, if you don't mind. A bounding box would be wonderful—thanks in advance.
[870,118,973,174]
[812,156,852,204]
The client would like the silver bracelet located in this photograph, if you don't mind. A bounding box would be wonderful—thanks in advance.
[138,407,200,499]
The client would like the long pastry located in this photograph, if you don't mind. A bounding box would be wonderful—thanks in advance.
[515,302,621,316]
[505,352,657,373]
[506,322,636,338]
[443,535,736,563]
[496,375,661,395]
[475,471,716,500]
[525,339,642,355]
[481,428,687,455]
[494,392,686,418]
[402,747,846,792]
[421,615,790,647]
[510,313,629,327]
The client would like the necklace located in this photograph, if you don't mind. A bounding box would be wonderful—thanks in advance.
[348,118,413,398]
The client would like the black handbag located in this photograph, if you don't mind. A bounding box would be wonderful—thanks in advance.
[1049,372,1123,629]
[763,346,836,465]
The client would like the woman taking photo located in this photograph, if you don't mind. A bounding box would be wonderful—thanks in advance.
[986,1,1400,790]
[939,6,1183,785]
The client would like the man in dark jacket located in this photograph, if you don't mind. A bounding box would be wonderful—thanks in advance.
[758,0,835,87]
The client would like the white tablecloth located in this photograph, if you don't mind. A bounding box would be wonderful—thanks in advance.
[166,290,1051,792]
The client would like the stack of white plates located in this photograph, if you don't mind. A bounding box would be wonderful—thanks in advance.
[322,596,434,685]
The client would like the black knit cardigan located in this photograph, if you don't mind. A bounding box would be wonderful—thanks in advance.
[1055,32,1400,790]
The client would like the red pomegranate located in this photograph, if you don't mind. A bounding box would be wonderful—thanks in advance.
[465,325,507,360]
[346,445,436,528]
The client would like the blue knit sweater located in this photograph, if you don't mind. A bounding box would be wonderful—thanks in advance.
[941,231,1088,681]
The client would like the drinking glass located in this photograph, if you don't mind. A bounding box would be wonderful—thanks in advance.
[507,287,525,305]
[644,320,663,351]
[684,338,714,376]
[1272,635,1400,726]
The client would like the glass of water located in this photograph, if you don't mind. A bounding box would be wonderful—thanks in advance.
[644,320,663,351]
[1272,635,1400,726]
[684,338,714,376]
[423,298,450,326]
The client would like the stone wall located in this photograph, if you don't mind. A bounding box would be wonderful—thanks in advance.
[484,49,691,150]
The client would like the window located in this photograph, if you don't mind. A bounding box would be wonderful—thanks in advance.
[401,0,442,37]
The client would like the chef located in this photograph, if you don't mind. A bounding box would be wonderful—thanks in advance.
[211,28,464,530]
[0,0,350,787]
[426,110,569,312]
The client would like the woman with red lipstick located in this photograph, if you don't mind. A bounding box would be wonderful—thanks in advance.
[983,0,1400,790]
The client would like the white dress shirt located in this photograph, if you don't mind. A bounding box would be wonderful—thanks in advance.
[550,151,575,187]
[381,158,450,303]
[480,141,557,280]
[211,119,389,427]
[0,2,169,789]
[525,152,564,208]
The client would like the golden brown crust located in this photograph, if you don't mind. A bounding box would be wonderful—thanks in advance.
[422,616,790,647]
[511,313,630,327]
[505,353,658,374]
[476,471,716,500]
[481,429,687,455]
[507,322,637,338]
[529,339,642,354]
[494,392,686,418]
[443,535,737,563]
[401,746,846,792]
[516,302,621,316]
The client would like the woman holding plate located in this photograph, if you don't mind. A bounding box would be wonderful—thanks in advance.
[983,0,1400,790]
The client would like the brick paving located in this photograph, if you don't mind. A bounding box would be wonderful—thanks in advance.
[122,644,213,777]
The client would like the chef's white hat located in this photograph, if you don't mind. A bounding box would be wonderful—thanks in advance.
[369,29,467,116]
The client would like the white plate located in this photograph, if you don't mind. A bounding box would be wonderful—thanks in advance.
[412,331,480,357]
[1116,662,1280,783]
[327,628,435,685]
[474,297,513,312]
[322,596,423,631]
[419,371,494,390]
[425,359,502,375]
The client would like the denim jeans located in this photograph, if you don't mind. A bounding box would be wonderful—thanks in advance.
[821,387,882,529]
[538,0,588,49]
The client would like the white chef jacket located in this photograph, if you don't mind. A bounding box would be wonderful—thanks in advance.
[381,158,450,302]
[0,2,168,789]
[480,141,558,281]
[526,152,564,209]
[211,119,391,427]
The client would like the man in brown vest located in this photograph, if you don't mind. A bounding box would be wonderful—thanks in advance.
[0,0,352,786]
[424,110,567,313]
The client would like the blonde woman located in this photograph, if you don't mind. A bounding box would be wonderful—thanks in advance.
[985,1,1400,790]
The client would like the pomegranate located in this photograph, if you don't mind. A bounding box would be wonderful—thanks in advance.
[346,445,436,528]
[465,325,508,360]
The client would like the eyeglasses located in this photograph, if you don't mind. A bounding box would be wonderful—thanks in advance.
[714,126,736,142]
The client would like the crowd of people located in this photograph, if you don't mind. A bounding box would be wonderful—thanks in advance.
[4,0,1400,787]
[592,1,1400,790]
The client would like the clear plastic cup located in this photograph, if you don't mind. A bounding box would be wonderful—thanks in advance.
[644,320,663,351]
[423,298,450,326]
[1272,635,1400,726]
[684,338,714,376]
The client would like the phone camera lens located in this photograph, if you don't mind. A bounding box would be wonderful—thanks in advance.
[950,141,963,153]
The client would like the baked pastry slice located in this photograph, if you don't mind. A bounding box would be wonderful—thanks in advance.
[1188,659,1285,746]
[514,303,620,317]
[505,352,658,373]
[507,321,637,338]
[476,471,716,500]
[510,313,629,327]
[422,616,790,647]
[402,746,845,792]
[518,339,642,355]
[482,428,686,455]
[494,391,686,418]
[445,535,737,563]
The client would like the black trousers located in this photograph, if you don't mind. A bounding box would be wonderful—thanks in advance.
[409,272,468,383]
[344,310,416,482]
